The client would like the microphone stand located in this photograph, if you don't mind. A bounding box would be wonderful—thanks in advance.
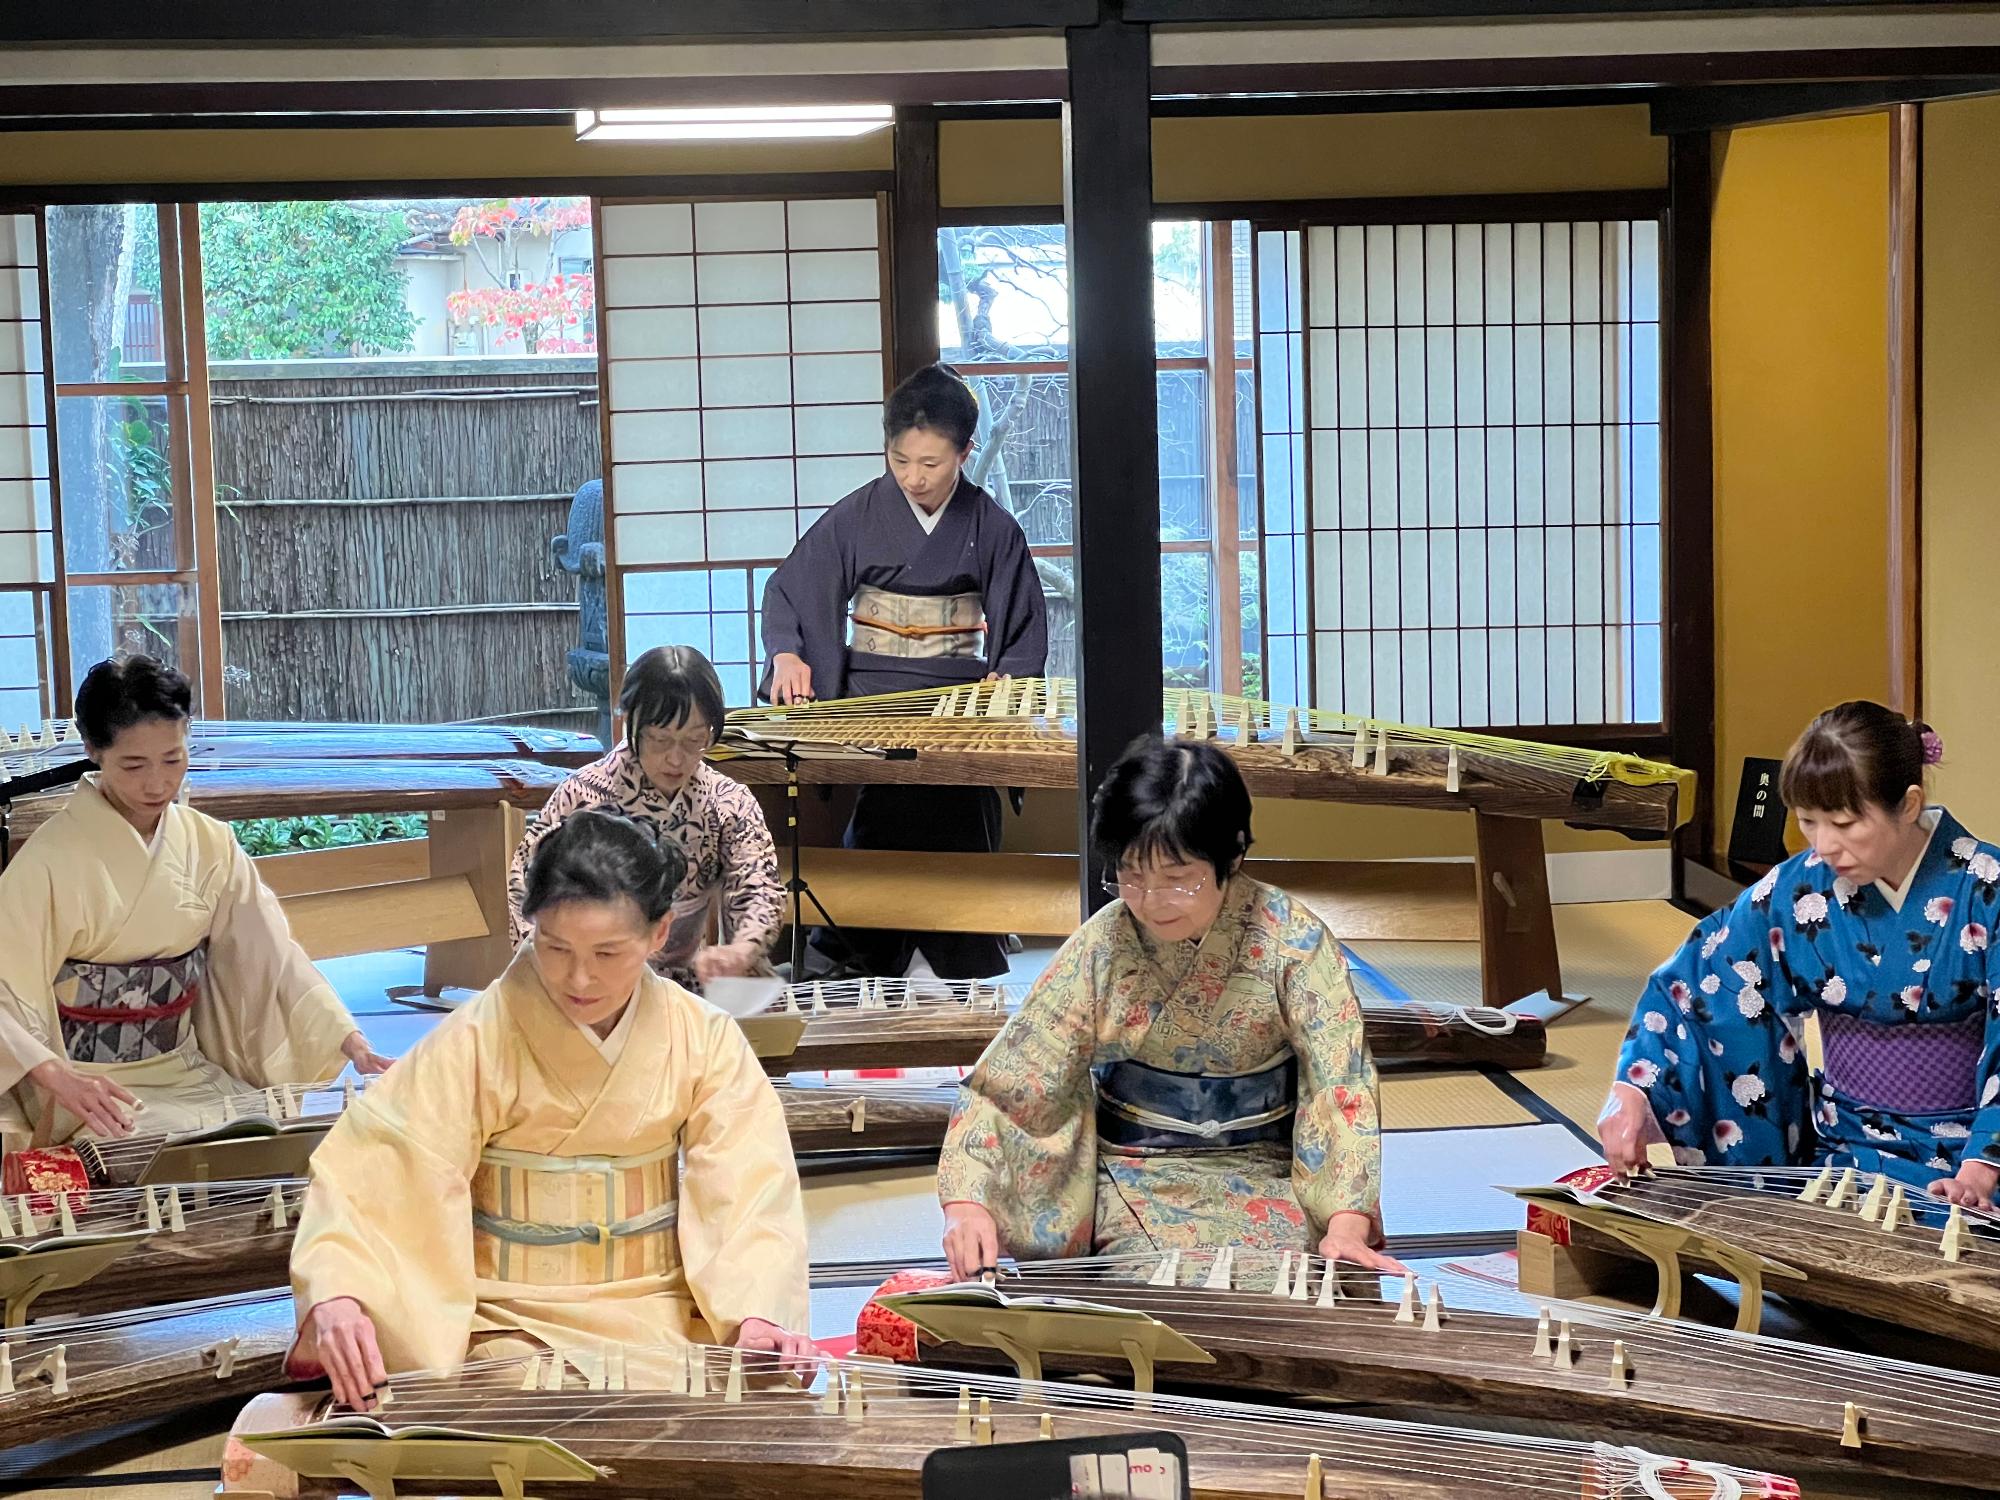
[781,740,854,978]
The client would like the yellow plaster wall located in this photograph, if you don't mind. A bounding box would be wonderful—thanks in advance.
[938,107,1666,209]
[1707,114,1891,847]
[1919,96,2000,835]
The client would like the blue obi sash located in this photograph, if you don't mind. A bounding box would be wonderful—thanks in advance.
[1094,1053,1297,1153]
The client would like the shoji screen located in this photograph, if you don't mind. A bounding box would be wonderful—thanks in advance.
[0,213,58,729]
[1267,216,1664,731]
[596,196,888,704]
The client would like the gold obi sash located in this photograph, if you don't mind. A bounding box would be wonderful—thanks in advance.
[848,585,985,660]
[470,1141,680,1287]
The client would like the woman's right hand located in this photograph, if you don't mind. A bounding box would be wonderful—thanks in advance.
[299,1297,388,1411]
[27,1059,137,1138]
[1598,1081,1666,1175]
[942,1200,1001,1280]
[770,653,815,705]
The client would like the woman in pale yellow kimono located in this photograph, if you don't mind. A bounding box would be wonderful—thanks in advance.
[0,656,385,1152]
[938,737,1400,1279]
[289,807,813,1411]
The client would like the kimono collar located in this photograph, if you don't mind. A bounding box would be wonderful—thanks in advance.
[1903,806,1975,896]
[493,947,679,1154]
[68,772,180,868]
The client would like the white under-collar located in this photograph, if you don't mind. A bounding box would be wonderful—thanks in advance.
[574,987,640,1064]
[905,475,960,534]
[1875,807,1942,913]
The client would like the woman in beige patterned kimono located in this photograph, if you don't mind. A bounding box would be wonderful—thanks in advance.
[290,808,812,1411]
[938,737,1399,1278]
[0,656,386,1153]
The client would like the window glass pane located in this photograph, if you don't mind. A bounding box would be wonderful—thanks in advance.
[67,580,194,693]
[1162,551,1212,690]
[47,205,163,384]
[55,392,177,574]
[937,221,1210,364]
[201,197,603,740]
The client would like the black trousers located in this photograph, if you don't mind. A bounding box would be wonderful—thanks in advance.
[815,782,1009,980]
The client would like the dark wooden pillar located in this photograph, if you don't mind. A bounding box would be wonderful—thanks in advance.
[891,106,941,384]
[1663,132,1717,890]
[1065,14,1162,911]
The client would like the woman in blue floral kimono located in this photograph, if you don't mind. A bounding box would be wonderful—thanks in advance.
[937,737,1396,1278]
[1603,701,2000,1208]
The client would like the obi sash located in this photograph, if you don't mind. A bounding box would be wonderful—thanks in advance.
[471,1140,681,1287]
[55,945,207,1066]
[848,585,984,661]
[1821,1012,1984,1115]
[1094,1053,1297,1153]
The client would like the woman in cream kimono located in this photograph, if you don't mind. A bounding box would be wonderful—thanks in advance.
[289,807,813,1411]
[938,737,1400,1279]
[0,656,383,1153]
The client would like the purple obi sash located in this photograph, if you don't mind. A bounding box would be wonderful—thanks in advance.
[1820,1011,1983,1114]
[54,944,208,1065]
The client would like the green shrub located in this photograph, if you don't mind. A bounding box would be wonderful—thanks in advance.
[231,812,428,856]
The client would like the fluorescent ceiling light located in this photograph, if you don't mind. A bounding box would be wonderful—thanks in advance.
[576,106,893,142]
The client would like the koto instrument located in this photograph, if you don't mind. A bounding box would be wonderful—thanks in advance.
[721,679,1692,835]
[1516,1164,2000,1355]
[870,1249,2000,1492]
[0,1289,296,1442]
[749,978,1547,1075]
[221,1345,1790,1500]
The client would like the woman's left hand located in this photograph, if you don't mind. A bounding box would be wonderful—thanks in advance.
[734,1316,822,1375]
[1318,1211,1408,1274]
[694,941,761,983]
[340,1031,396,1076]
[1928,1158,2000,1209]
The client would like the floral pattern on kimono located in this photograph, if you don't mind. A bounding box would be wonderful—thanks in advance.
[1616,808,2000,1189]
[508,749,783,983]
[936,876,1382,1259]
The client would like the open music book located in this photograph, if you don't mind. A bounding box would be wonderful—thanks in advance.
[882,1281,1153,1321]
[164,1113,330,1144]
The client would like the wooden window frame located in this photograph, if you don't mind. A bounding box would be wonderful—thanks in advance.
[40,201,224,714]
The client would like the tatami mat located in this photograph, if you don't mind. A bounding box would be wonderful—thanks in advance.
[1377,1068,1532,1129]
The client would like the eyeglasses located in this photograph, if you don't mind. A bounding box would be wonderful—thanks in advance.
[639,732,716,758]
[1102,873,1210,907]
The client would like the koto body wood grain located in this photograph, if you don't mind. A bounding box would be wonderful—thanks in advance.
[0,1293,296,1443]
[914,1264,1998,1490]
[1554,1174,2000,1354]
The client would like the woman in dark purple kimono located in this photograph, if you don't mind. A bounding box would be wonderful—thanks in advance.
[759,364,1047,980]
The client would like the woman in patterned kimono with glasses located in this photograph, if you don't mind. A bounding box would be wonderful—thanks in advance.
[508,645,783,991]
[0,656,388,1156]
[1603,701,2000,1209]
[936,737,1398,1278]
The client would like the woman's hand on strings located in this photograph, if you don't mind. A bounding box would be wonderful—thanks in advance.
[770,653,815,705]
[942,1199,1001,1280]
[340,1031,396,1076]
[27,1059,137,1138]
[734,1316,822,1374]
[1597,1082,1666,1175]
[1318,1211,1408,1275]
[694,941,761,983]
[301,1296,388,1411]
[1929,1158,2000,1209]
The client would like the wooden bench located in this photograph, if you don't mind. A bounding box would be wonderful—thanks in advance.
[788,849,1479,944]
